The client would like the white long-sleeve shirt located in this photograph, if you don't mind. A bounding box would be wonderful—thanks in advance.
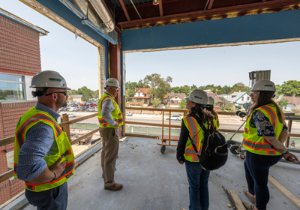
[101,98,118,127]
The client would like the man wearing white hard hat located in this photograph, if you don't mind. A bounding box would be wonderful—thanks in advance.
[98,78,124,191]
[14,70,74,210]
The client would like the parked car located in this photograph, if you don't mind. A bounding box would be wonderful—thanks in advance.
[166,114,182,121]
[126,112,133,116]
[87,107,97,112]
[68,114,76,118]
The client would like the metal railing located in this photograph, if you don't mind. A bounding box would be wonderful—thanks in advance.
[1,108,300,183]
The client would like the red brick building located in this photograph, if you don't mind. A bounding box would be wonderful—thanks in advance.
[0,8,47,205]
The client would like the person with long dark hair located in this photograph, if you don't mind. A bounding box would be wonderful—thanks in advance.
[242,80,299,210]
[176,89,211,210]
[205,96,219,130]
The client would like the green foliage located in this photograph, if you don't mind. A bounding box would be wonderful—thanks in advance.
[231,83,250,93]
[152,98,161,108]
[70,86,98,101]
[143,73,172,102]
[278,99,288,109]
[171,85,190,96]
[180,99,187,109]
[276,80,300,96]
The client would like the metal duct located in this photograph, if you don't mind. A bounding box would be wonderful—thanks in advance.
[72,0,102,28]
[88,0,115,33]
[59,0,117,44]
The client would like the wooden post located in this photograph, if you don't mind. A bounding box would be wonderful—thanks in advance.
[61,114,71,141]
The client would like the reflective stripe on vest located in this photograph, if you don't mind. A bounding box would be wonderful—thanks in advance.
[183,116,206,162]
[98,92,124,128]
[14,107,75,192]
[242,104,282,156]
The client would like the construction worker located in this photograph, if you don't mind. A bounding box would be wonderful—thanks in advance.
[205,96,220,130]
[14,70,74,210]
[98,78,124,191]
[242,80,299,210]
[176,89,210,210]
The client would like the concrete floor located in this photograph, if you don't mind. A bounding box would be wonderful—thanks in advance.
[23,137,300,210]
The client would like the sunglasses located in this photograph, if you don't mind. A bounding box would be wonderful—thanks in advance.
[45,92,68,96]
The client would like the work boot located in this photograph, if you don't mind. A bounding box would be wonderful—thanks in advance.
[104,182,123,191]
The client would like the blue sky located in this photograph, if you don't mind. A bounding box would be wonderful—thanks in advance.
[1,0,300,90]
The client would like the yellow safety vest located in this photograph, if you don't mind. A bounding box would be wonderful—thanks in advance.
[243,103,283,156]
[98,92,124,128]
[183,116,207,162]
[14,107,75,192]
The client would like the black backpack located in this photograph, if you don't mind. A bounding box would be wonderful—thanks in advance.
[191,116,228,170]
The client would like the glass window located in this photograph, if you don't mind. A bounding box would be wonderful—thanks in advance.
[0,73,25,101]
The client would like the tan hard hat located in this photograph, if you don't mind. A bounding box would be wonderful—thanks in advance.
[105,78,119,88]
[188,89,208,105]
[252,80,275,92]
[31,70,70,89]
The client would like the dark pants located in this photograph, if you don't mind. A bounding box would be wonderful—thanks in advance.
[25,182,68,210]
[244,151,281,210]
[185,161,210,210]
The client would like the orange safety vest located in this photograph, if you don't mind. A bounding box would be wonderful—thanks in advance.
[243,103,283,156]
[183,116,207,162]
[14,107,75,192]
[98,92,123,128]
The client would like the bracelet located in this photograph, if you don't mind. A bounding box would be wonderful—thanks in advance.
[51,171,56,181]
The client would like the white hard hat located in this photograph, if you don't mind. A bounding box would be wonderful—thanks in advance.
[188,89,208,105]
[105,78,119,88]
[252,80,275,92]
[207,96,214,105]
[31,70,70,89]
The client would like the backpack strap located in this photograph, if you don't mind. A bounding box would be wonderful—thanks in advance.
[188,114,208,157]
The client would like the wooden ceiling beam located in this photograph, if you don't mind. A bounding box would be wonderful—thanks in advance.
[119,0,300,29]
[119,0,131,21]
[159,0,164,16]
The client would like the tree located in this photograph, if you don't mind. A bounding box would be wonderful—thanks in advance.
[277,80,300,96]
[71,86,97,101]
[278,99,288,109]
[180,99,187,109]
[231,83,250,93]
[152,98,161,108]
[143,73,172,103]
[171,85,190,96]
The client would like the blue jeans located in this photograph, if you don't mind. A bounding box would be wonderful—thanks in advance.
[25,182,68,210]
[244,151,281,210]
[185,161,210,210]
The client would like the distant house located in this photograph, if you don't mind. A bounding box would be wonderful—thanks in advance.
[221,92,251,105]
[281,96,300,112]
[130,88,151,106]
[70,94,83,103]
[164,93,186,107]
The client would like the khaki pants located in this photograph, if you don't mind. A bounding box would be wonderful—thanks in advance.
[99,127,119,183]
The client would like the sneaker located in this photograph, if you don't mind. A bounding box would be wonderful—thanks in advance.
[104,182,123,191]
